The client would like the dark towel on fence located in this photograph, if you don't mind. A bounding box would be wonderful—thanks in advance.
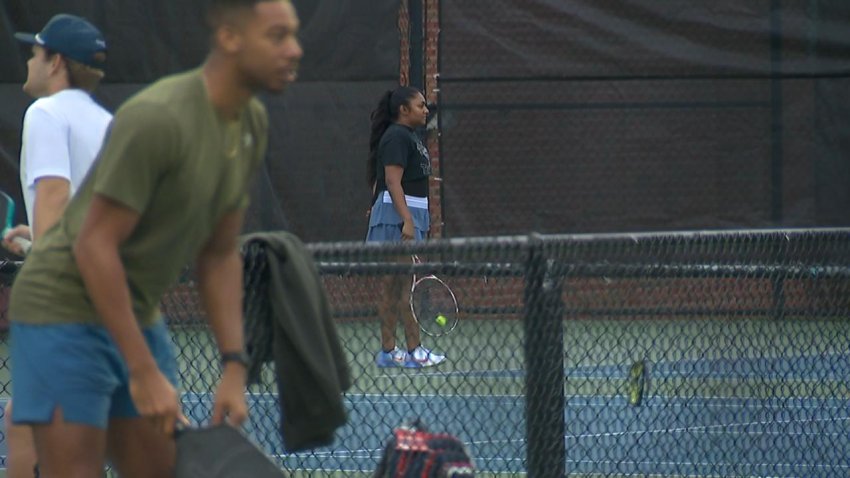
[240,231,352,452]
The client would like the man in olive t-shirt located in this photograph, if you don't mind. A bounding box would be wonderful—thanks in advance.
[7,1,302,476]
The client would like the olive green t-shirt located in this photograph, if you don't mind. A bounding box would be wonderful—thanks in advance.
[10,69,268,326]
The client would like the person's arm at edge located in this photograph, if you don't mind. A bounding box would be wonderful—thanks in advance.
[2,177,70,255]
[195,208,249,426]
[73,194,152,372]
[73,194,180,433]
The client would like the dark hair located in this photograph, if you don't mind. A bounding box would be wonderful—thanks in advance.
[367,86,422,187]
[207,0,283,28]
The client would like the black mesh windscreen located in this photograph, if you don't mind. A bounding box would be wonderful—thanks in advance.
[0,0,402,245]
[438,0,850,237]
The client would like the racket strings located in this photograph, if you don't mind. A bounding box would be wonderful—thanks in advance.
[411,277,458,336]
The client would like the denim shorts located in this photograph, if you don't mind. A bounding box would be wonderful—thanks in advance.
[10,320,178,429]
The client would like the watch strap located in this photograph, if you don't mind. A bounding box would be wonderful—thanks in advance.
[221,351,249,368]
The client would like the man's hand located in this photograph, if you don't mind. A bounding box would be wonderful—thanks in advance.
[2,225,32,256]
[212,363,248,426]
[129,366,184,435]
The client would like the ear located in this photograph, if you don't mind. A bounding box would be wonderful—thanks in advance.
[216,23,244,54]
[48,54,65,76]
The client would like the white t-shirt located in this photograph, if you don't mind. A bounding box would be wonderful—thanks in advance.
[19,89,112,231]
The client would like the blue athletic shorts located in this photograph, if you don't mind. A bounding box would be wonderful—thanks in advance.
[10,320,178,429]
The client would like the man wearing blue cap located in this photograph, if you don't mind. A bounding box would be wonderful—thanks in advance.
[3,13,110,254]
[2,13,112,478]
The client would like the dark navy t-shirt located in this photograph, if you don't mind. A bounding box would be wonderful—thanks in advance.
[375,123,431,197]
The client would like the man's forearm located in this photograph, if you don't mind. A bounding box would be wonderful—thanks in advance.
[197,248,245,354]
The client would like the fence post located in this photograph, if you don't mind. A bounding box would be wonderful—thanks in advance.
[523,237,566,477]
[408,0,424,90]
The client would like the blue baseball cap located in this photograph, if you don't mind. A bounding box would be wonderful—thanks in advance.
[15,14,106,69]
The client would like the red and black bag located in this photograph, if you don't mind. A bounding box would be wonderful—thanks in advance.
[374,421,475,478]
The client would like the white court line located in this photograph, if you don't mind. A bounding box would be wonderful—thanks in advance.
[376,367,526,379]
[342,392,850,410]
[564,415,850,440]
[455,415,850,446]
[570,395,850,409]
[182,392,850,407]
[564,458,850,473]
[396,350,850,380]
[384,367,849,382]
[344,392,524,399]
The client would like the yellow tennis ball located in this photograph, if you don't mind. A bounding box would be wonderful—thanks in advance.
[435,314,448,327]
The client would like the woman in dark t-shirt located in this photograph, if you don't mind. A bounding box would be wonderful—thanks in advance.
[365,87,445,369]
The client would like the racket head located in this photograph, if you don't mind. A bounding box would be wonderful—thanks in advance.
[410,275,459,337]
[175,424,286,478]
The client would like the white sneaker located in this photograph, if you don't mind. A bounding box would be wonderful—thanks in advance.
[405,346,446,368]
[376,346,408,368]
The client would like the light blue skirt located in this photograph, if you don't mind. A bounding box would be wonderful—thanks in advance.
[366,191,430,242]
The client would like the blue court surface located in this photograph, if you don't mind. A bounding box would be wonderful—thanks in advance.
[1,352,848,476]
[193,351,850,477]
[182,391,850,477]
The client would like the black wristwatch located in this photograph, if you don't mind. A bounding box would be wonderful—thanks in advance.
[221,351,250,368]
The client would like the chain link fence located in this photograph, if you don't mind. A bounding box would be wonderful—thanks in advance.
[1,229,850,476]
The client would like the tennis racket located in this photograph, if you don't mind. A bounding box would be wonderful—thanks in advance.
[175,424,286,477]
[409,255,459,337]
[0,190,32,255]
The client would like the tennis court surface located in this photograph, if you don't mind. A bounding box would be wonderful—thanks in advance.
[170,314,850,476]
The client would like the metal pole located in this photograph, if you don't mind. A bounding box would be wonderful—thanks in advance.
[523,237,566,476]
[408,0,424,90]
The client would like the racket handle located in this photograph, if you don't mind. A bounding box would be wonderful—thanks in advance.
[11,236,32,256]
